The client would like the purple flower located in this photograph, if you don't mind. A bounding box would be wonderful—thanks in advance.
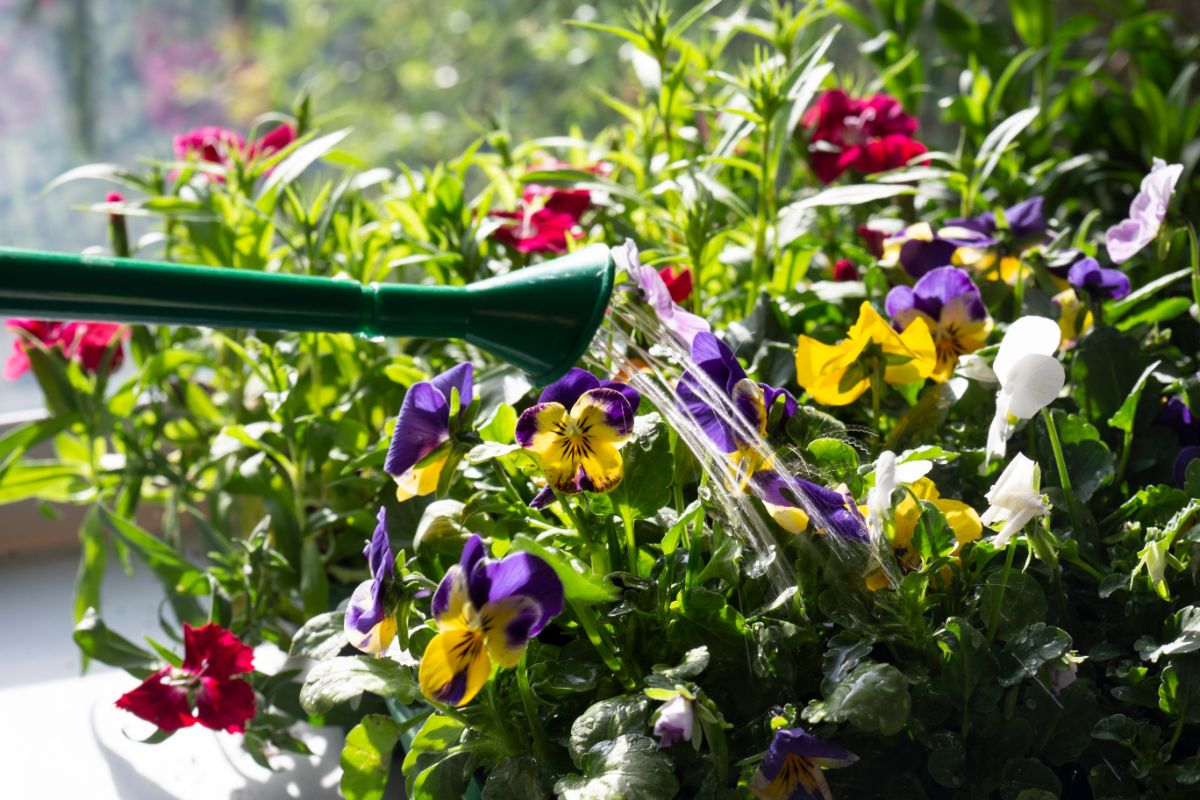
[752,470,868,542]
[880,223,962,279]
[419,535,564,706]
[653,694,696,748]
[677,333,796,471]
[885,266,992,381]
[1175,447,1200,486]
[1067,257,1130,300]
[344,509,397,655]
[748,726,858,800]
[946,196,1046,242]
[613,240,710,346]
[385,363,474,502]
[515,368,639,497]
[1106,159,1184,264]
[1156,397,1200,446]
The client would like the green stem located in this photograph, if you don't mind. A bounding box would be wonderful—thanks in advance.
[570,599,635,690]
[491,461,526,506]
[556,492,609,574]
[621,508,639,577]
[987,541,1018,643]
[748,116,774,315]
[516,651,550,763]
[1041,408,1085,537]
[1186,219,1200,312]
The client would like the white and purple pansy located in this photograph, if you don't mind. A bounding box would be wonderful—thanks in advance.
[751,470,868,542]
[885,266,992,382]
[1066,256,1131,300]
[385,362,474,502]
[1106,158,1184,264]
[418,534,564,707]
[515,368,640,500]
[748,726,858,800]
[344,508,397,655]
[676,332,796,475]
[613,239,710,346]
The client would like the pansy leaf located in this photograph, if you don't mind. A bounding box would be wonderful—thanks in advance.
[299,656,419,715]
[1137,606,1200,663]
[592,413,673,522]
[1070,327,1148,423]
[555,734,679,800]
[1000,623,1072,686]
[402,715,470,800]
[509,534,619,605]
[803,661,911,736]
[914,501,959,562]
[806,437,860,488]
[568,695,651,767]
[289,611,348,661]
[821,632,876,696]
[482,757,550,800]
[981,570,1047,641]
[340,715,403,800]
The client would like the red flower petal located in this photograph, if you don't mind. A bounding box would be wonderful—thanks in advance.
[250,124,297,159]
[851,135,927,176]
[115,668,196,732]
[657,266,693,304]
[833,259,859,282]
[195,676,257,734]
[182,623,254,681]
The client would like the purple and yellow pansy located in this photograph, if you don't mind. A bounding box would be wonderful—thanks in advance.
[677,332,796,478]
[752,470,867,542]
[344,508,397,655]
[885,266,992,382]
[945,196,1046,284]
[418,534,564,707]
[385,363,474,502]
[748,726,858,800]
[515,368,640,498]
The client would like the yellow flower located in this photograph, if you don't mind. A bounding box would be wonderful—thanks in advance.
[953,248,1023,284]
[866,477,981,590]
[1053,289,1092,348]
[794,302,937,406]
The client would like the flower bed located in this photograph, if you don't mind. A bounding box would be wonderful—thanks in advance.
[4,3,1200,799]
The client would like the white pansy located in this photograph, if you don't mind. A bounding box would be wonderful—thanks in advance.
[985,316,1065,467]
[865,449,934,540]
[979,453,1048,547]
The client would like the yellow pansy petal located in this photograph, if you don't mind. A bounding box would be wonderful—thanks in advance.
[933,497,983,547]
[865,569,891,592]
[418,627,491,707]
[517,403,570,458]
[887,316,937,384]
[795,336,870,406]
[578,438,624,494]
[765,501,810,534]
[480,595,542,669]
[394,456,447,502]
[571,390,634,445]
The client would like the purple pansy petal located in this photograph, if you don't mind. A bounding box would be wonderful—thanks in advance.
[1005,196,1046,240]
[385,382,451,476]
[1156,398,1200,446]
[598,379,641,415]
[899,237,957,279]
[1174,446,1200,486]
[760,383,798,426]
[345,578,384,635]
[691,331,748,391]
[428,363,474,420]
[677,368,738,454]
[578,387,636,438]
[914,266,983,318]
[1067,257,1131,300]
[885,285,917,321]
[528,485,556,509]
[433,669,472,706]
[538,368,600,408]
[761,727,858,780]
[752,471,869,542]
[481,552,564,636]
[431,564,467,621]
[460,534,491,611]
[366,508,395,582]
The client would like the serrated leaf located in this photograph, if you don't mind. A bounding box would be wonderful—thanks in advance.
[568,695,650,766]
[289,611,347,661]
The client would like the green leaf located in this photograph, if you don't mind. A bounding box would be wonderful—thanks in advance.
[73,609,159,675]
[999,758,1061,800]
[509,534,619,605]
[779,183,916,214]
[299,656,419,715]
[1108,360,1161,434]
[1091,714,1137,747]
[300,538,330,618]
[257,128,352,199]
[1115,296,1191,331]
[1137,606,1200,663]
[402,715,470,800]
[802,661,911,736]
[821,632,875,696]
[289,611,347,661]
[913,501,958,562]
[482,757,550,800]
[981,569,1047,641]
[805,437,860,487]
[414,499,470,552]
[340,715,402,800]
[481,403,518,443]
[74,507,107,631]
[598,414,673,522]
[1000,623,1071,686]
[555,735,679,800]
[568,695,650,767]
[974,107,1038,188]
[656,646,710,682]
[1009,0,1052,47]
[1070,327,1148,423]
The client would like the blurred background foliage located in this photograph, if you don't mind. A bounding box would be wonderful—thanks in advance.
[2,0,1199,409]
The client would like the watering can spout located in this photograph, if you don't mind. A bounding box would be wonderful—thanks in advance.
[0,244,615,384]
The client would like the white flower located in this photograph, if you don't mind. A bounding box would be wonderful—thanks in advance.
[652,694,696,748]
[865,450,933,540]
[985,316,1065,467]
[979,453,1048,547]
[1105,158,1184,264]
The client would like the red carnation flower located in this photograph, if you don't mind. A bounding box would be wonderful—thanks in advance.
[116,623,256,734]
[832,259,859,282]
[802,89,927,184]
[173,123,296,180]
[657,265,693,303]
[4,319,127,381]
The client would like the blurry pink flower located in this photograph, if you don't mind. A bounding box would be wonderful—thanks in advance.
[173,123,296,171]
[5,319,127,381]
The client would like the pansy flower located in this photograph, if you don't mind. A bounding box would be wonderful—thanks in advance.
[1154,396,1200,485]
[802,89,927,184]
[795,302,936,406]
[385,363,474,502]
[946,196,1046,243]
[880,223,961,280]
[1106,158,1184,264]
[653,693,697,749]
[985,317,1064,466]
[677,332,796,477]
[945,197,1046,283]
[344,508,397,655]
[116,623,255,734]
[752,470,867,542]
[748,726,858,800]
[865,477,982,590]
[980,453,1048,547]
[418,534,564,707]
[1067,256,1131,300]
[5,318,126,381]
[885,267,993,382]
[515,368,639,498]
[613,239,710,346]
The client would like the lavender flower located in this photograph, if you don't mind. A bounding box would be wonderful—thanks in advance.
[1106,159,1184,264]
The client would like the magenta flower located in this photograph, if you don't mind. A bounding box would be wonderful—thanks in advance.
[1106,158,1184,264]
[173,123,297,178]
[1066,257,1130,300]
[748,726,858,800]
[5,319,126,381]
[803,90,927,184]
[344,509,397,655]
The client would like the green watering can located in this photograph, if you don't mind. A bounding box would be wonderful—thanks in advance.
[0,244,615,384]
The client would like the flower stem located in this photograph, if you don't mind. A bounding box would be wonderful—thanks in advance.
[569,599,636,690]
[516,651,550,763]
[1041,408,1085,537]
[557,492,609,574]
[621,508,639,577]
[1186,219,1200,312]
[987,540,1018,643]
